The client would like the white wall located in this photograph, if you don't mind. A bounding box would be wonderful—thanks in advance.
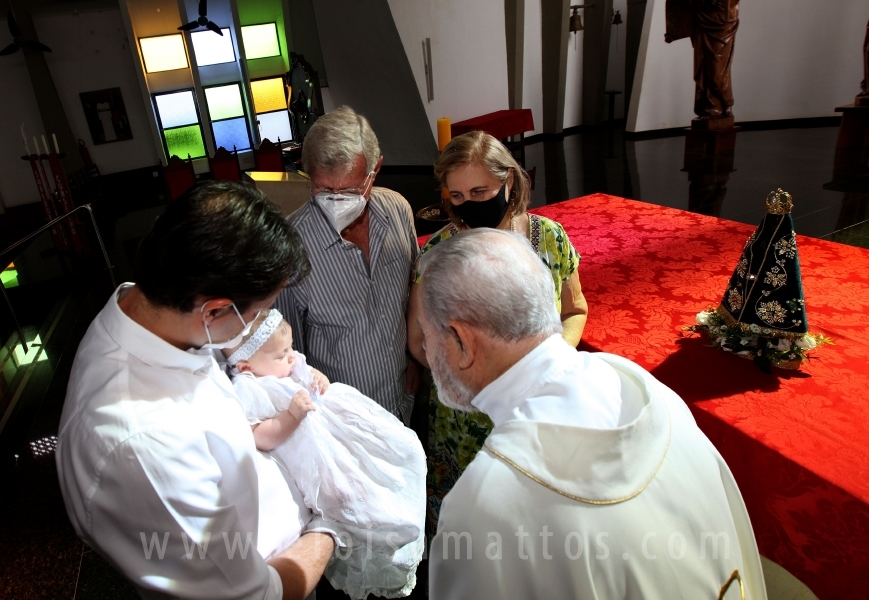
[563,27,584,128]
[0,6,159,209]
[387,0,510,141]
[629,0,869,132]
[564,0,629,128]
[523,0,544,135]
[0,47,46,210]
[35,7,159,174]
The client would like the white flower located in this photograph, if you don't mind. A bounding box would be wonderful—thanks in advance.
[795,335,817,350]
[762,328,771,334]
[749,324,761,333]
[695,312,710,326]
[775,339,792,351]
[719,326,728,334]
[740,337,752,346]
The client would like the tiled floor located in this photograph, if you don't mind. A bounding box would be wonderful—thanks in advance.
[0,122,866,598]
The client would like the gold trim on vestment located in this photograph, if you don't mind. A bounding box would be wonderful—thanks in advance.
[484,403,672,506]
[718,569,745,600]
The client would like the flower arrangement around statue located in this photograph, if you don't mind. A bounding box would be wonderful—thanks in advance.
[687,189,831,372]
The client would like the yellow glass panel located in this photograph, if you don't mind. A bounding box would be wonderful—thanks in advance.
[250,78,286,113]
[140,35,188,73]
[241,23,280,59]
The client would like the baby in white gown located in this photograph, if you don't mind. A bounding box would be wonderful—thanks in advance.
[223,309,426,599]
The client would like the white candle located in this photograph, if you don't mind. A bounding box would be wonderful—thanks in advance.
[41,135,50,155]
[52,133,59,154]
[33,137,40,156]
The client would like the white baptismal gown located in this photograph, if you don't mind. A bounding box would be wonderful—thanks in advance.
[232,355,426,599]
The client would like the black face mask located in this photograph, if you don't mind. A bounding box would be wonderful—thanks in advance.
[453,184,509,229]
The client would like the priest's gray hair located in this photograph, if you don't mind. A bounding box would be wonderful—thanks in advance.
[302,105,381,176]
[419,229,562,341]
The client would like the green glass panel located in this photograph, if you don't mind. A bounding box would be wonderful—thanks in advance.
[205,84,244,120]
[165,125,205,159]
[1,267,19,288]
[241,24,280,59]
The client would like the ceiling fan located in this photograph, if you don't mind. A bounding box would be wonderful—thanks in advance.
[178,0,224,36]
[0,10,52,55]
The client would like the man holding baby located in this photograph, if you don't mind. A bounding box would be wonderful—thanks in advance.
[56,182,333,600]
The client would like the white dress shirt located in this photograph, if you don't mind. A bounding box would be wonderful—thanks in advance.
[57,285,310,599]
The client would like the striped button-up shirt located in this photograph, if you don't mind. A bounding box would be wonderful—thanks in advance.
[275,188,418,415]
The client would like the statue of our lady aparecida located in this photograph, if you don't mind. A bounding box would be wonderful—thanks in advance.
[689,189,829,371]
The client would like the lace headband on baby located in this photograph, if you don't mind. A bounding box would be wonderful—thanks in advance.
[226,308,283,366]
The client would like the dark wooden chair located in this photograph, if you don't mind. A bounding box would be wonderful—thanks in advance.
[209,146,242,182]
[254,138,284,172]
[161,154,197,200]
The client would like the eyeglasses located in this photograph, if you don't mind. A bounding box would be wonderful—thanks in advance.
[309,172,374,196]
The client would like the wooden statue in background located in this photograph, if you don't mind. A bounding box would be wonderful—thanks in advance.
[858,17,869,106]
[665,0,740,127]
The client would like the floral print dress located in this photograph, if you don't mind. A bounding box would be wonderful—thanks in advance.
[412,214,580,538]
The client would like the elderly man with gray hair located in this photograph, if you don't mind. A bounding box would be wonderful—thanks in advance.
[417,229,768,600]
[276,106,419,419]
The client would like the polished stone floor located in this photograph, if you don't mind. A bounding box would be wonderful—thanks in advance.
[0,122,866,598]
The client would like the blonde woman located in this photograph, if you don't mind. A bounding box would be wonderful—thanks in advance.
[407,131,588,536]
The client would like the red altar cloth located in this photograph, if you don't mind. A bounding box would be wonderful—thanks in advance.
[450,109,535,141]
[522,194,868,599]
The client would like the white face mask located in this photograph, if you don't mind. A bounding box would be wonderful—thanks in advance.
[312,172,373,234]
[315,192,367,233]
[199,302,254,350]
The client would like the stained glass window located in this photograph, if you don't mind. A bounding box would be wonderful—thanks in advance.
[140,34,188,73]
[204,84,251,152]
[191,29,235,66]
[154,90,206,159]
[241,23,280,60]
[257,110,292,143]
[204,84,245,121]
[155,91,199,128]
[213,117,251,151]
[250,78,286,113]
[164,125,206,159]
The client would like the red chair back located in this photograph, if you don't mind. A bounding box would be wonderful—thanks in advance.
[254,138,284,172]
[162,155,196,200]
[209,146,241,182]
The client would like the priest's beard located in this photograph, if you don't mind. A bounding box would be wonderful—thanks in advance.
[428,342,476,412]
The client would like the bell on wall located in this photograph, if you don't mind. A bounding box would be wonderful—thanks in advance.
[569,6,583,33]
[612,9,622,46]
[569,5,583,50]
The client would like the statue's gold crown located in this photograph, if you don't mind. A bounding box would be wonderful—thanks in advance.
[766,189,793,215]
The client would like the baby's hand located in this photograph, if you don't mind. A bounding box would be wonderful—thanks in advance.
[310,368,330,395]
[288,389,316,421]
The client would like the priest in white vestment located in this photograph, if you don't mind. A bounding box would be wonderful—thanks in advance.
[415,229,767,600]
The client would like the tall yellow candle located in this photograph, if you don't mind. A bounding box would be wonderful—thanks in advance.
[437,117,451,152]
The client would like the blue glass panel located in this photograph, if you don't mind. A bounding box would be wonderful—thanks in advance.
[257,110,293,143]
[213,117,251,152]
